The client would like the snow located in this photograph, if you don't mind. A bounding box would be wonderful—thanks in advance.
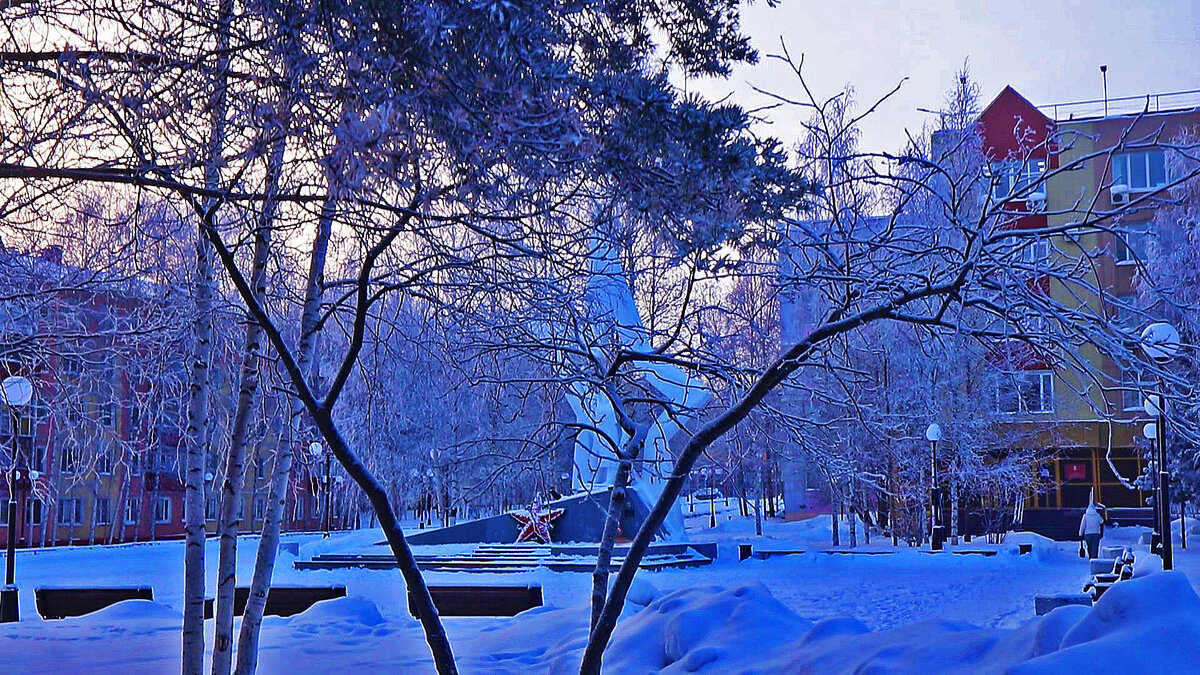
[0,516,1197,672]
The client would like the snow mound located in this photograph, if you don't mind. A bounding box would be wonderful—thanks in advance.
[799,616,870,645]
[68,598,181,623]
[1011,571,1200,673]
[603,583,813,672]
[288,595,385,627]
[621,577,660,612]
[1001,531,1063,559]
[1171,516,1200,535]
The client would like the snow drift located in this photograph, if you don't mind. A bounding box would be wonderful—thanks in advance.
[1,569,1197,673]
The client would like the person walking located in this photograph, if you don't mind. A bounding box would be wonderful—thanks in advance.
[1079,503,1104,559]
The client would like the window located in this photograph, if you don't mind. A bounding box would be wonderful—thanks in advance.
[95,498,111,525]
[989,159,1047,200]
[57,498,83,525]
[1121,372,1153,412]
[1112,293,1141,330]
[96,446,113,475]
[205,497,218,521]
[292,498,304,522]
[1112,150,1167,192]
[124,498,140,525]
[60,446,80,474]
[128,404,143,436]
[98,401,114,428]
[60,356,83,379]
[28,441,45,474]
[17,409,36,439]
[153,497,172,523]
[1115,227,1152,265]
[996,370,1055,414]
[0,503,7,526]
[1022,237,1051,266]
[253,497,265,521]
[25,499,43,526]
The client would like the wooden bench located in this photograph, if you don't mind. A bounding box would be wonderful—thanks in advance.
[204,585,347,619]
[413,584,542,617]
[35,586,154,620]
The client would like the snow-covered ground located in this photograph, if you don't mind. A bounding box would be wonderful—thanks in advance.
[0,514,1198,672]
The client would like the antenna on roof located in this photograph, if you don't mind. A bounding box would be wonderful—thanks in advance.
[1100,65,1109,117]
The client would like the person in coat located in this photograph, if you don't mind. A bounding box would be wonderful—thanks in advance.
[1079,503,1105,559]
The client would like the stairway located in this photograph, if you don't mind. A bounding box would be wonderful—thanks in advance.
[295,542,713,572]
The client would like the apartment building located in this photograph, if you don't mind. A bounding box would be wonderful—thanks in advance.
[778,85,1199,538]
[976,86,1198,537]
[0,246,348,547]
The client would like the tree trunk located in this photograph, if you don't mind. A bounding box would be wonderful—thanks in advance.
[830,499,840,547]
[848,487,857,548]
[87,481,98,546]
[950,477,960,546]
[212,133,282,675]
[756,458,765,536]
[1181,502,1187,550]
[589,425,646,632]
[862,488,870,545]
[183,220,218,674]
[233,409,287,675]
[182,0,232,670]
[234,194,332,675]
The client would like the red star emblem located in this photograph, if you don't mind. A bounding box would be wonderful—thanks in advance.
[511,504,564,543]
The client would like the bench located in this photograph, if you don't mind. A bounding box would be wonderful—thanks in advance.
[1035,593,1092,615]
[413,584,543,617]
[35,586,154,620]
[1083,548,1135,601]
[204,585,347,619]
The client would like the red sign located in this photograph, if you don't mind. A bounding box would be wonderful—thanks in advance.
[1063,462,1087,481]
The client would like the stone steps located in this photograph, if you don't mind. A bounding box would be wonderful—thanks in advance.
[296,542,712,573]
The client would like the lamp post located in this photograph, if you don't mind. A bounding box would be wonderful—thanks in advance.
[926,423,945,552]
[705,468,716,528]
[1141,322,1180,570]
[308,442,330,538]
[2,375,33,623]
[429,449,444,527]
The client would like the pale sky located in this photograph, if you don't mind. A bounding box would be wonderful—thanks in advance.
[686,0,1200,153]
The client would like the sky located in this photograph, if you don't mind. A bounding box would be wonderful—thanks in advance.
[686,0,1200,153]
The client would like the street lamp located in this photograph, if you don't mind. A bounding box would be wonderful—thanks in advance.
[2,375,33,623]
[424,468,435,527]
[308,441,330,538]
[925,423,945,552]
[1141,322,1180,570]
[703,468,716,528]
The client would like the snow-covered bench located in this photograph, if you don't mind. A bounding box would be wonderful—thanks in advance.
[1083,548,1135,601]
[1035,593,1092,615]
[35,586,154,620]
[414,584,543,617]
[203,584,347,619]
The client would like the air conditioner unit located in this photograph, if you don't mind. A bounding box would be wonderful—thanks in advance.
[1111,184,1130,205]
[1027,192,1046,210]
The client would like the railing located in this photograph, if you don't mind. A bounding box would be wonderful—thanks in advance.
[1039,88,1200,122]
